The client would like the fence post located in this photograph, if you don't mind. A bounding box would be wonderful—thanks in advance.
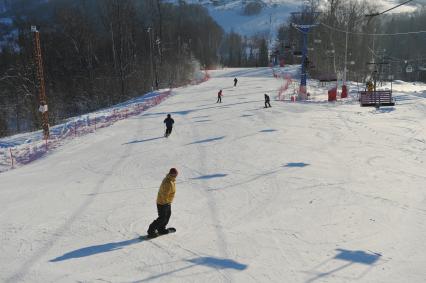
[9,148,14,168]
[74,121,77,137]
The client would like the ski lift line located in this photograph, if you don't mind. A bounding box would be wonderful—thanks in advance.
[320,22,426,36]
[380,53,426,63]
[387,57,426,63]
[365,0,415,17]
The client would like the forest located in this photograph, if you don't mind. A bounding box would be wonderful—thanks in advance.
[276,0,426,84]
[0,0,225,137]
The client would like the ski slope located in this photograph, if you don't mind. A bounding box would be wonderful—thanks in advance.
[1,67,426,282]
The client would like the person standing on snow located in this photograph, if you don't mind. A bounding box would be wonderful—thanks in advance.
[264,94,271,108]
[234,77,238,87]
[216,89,223,103]
[147,168,178,238]
[164,114,174,137]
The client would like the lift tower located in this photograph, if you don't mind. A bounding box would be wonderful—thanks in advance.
[291,11,320,100]
[32,26,49,139]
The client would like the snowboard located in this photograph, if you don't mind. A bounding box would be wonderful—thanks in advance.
[140,227,176,240]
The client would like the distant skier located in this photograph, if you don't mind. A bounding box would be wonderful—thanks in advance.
[366,81,374,92]
[264,94,271,108]
[164,114,174,137]
[234,77,238,87]
[216,89,223,103]
[147,168,178,238]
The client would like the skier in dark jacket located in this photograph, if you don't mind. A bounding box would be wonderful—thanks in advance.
[264,94,271,108]
[216,89,223,103]
[234,77,238,87]
[164,114,174,137]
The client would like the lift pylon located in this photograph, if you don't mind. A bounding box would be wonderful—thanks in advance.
[32,26,49,139]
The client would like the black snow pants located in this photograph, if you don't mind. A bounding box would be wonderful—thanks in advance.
[148,204,171,234]
[165,127,173,137]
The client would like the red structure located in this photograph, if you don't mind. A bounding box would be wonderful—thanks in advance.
[328,87,337,101]
[341,85,348,98]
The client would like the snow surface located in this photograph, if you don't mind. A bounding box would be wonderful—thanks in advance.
[1,67,426,282]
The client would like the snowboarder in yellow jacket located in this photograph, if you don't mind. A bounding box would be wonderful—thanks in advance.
[147,168,177,237]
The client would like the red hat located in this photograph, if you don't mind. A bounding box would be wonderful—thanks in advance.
[169,168,178,176]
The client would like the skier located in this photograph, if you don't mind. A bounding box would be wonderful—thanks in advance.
[216,89,223,103]
[234,77,238,87]
[366,81,374,92]
[147,168,178,238]
[164,114,174,137]
[264,94,271,108]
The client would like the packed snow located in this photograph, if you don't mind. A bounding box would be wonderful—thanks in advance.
[1,67,426,282]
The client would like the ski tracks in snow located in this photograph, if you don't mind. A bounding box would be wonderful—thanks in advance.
[4,119,144,283]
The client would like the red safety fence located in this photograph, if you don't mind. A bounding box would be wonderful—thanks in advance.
[0,89,173,172]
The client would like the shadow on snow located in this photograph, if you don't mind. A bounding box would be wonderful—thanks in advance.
[284,162,310,168]
[50,238,141,262]
[187,136,225,145]
[191,174,228,180]
[305,249,382,283]
[138,256,248,282]
[187,257,247,270]
[123,136,164,145]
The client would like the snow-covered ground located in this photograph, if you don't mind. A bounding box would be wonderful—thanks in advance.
[1,67,426,282]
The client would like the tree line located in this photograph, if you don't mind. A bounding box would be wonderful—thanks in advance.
[0,0,223,137]
[275,0,426,84]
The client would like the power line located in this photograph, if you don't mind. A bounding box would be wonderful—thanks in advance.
[321,22,426,36]
[365,0,416,17]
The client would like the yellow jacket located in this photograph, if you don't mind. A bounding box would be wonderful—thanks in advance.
[156,174,176,205]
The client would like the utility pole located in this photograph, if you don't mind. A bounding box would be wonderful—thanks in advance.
[147,27,155,91]
[32,26,49,140]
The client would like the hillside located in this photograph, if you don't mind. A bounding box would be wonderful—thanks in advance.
[170,0,298,36]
